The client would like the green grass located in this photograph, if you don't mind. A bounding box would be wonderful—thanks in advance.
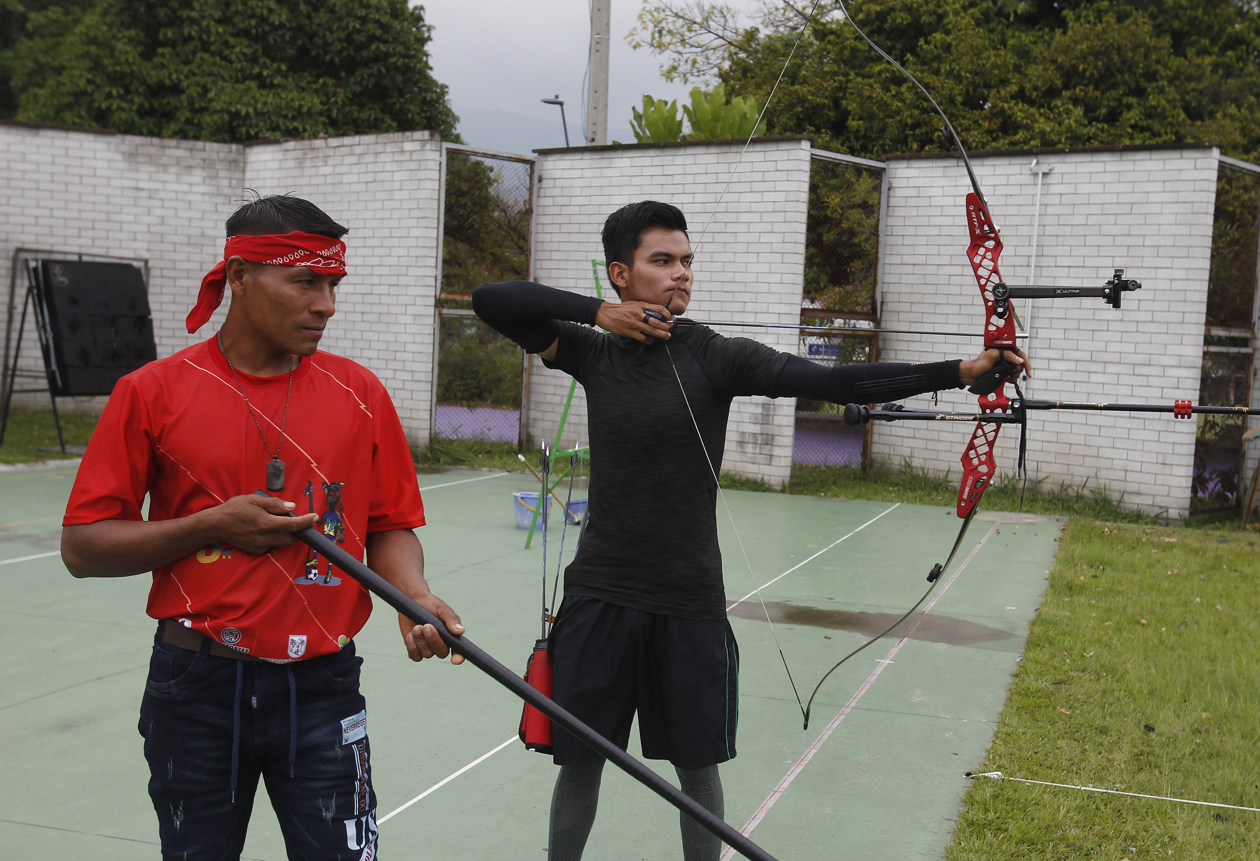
[945,521,1260,859]
[0,410,99,464]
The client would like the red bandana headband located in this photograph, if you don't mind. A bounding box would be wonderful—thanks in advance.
[187,232,348,333]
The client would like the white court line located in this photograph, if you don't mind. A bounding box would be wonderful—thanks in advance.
[0,550,59,566]
[726,503,900,611]
[418,472,509,491]
[378,735,517,824]
[967,772,1260,813]
[4,474,502,571]
[719,515,1005,859]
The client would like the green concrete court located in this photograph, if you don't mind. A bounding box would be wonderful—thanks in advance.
[0,462,1063,860]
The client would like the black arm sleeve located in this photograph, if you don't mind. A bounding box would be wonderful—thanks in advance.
[774,355,962,404]
[471,280,604,354]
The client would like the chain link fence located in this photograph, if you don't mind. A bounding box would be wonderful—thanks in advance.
[793,153,883,469]
[1195,165,1259,512]
[434,148,533,445]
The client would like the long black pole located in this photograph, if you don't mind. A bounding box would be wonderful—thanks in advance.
[276,500,779,861]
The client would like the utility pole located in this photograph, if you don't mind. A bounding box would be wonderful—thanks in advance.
[586,0,610,145]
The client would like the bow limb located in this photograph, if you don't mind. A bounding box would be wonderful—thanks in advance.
[799,2,1016,724]
[655,0,833,726]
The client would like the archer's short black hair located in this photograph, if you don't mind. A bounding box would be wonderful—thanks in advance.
[601,201,688,295]
[225,193,348,239]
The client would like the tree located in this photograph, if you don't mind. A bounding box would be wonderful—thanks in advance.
[440,152,532,297]
[633,0,1260,162]
[0,0,93,118]
[11,0,458,143]
[627,84,764,142]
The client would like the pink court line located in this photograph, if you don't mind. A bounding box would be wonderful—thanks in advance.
[719,515,1006,860]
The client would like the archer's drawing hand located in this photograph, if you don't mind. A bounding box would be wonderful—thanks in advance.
[401,593,466,665]
[960,347,1031,387]
[596,300,674,344]
[208,494,320,555]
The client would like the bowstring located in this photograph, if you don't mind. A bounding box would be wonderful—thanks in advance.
[688,0,826,257]
[832,0,987,205]
[664,343,806,719]
[660,0,831,724]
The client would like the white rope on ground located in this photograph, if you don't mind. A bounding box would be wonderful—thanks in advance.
[417,472,509,491]
[0,550,59,566]
[378,735,518,824]
[726,502,901,610]
[967,771,1260,813]
[717,516,1006,860]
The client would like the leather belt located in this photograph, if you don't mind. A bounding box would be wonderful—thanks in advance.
[162,618,263,662]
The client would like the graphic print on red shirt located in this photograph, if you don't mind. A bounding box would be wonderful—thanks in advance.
[63,336,425,661]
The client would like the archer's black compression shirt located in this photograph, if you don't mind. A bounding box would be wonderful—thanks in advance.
[473,280,962,619]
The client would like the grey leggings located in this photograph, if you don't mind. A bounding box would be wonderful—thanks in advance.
[548,759,725,860]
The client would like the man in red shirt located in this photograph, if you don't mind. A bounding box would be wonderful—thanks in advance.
[61,195,462,860]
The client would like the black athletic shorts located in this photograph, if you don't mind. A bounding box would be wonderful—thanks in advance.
[549,595,739,769]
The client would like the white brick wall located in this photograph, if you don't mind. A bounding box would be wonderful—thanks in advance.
[1,123,443,443]
[874,146,1219,519]
[527,139,811,486]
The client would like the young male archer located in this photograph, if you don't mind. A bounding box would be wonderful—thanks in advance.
[473,199,1028,860]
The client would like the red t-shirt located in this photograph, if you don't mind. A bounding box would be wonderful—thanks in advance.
[63,337,425,662]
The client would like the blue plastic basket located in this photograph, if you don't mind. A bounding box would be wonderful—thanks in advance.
[512,493,587,529]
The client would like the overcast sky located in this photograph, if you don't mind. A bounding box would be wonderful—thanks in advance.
[421,0,763,152]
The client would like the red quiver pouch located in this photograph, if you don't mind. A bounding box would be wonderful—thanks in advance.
[519,638,554,753]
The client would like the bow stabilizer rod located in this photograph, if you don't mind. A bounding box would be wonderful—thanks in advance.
[257,492,782,861]
[841,400,1254,425]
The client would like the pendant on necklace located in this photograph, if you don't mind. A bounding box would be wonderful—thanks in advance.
[267,458,286,493]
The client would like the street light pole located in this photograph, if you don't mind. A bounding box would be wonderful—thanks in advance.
[586,0,610,145]
[541,95,570,147]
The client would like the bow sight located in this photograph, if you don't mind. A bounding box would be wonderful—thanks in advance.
[991,268,1142,319]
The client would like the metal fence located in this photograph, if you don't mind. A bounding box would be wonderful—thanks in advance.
[793,151,884,470]
[1196,163,1259,512]
[434,147,534,446]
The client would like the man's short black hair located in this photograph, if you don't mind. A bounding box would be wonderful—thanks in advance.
[601,201,688,295]
[225,193,348,239]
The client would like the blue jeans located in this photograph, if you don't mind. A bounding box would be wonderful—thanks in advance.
[138,625,378,860]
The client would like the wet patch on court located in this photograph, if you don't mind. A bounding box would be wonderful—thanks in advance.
[728,600,1020,648]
